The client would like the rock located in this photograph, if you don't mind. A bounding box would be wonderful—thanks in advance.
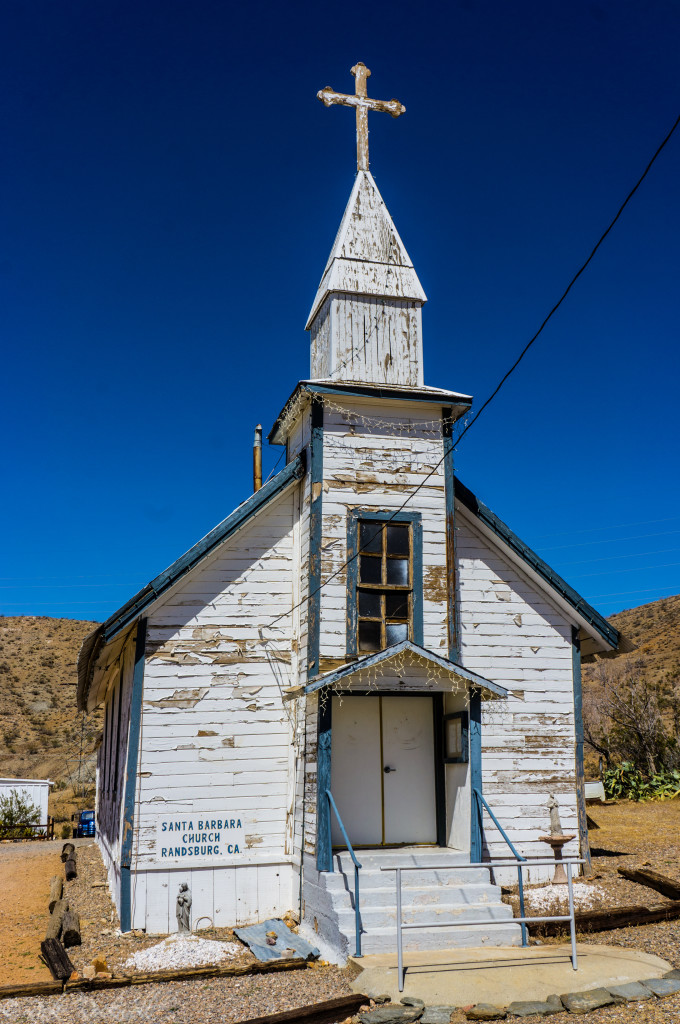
[507,1000,561,1016]
[91,956,108,973]
[545,996,562,1008]
[559,989,614,1014]
[607,982,655,1002]
[466,1006,507,1021]
[82,966,96,980]
[358,1008,423,1024]
[401,997,425,1007]
[642,977,680,997]
[95,971,112,979]
[68,971,80,982]
[421,1007,454,1024]
[373,996,391,1004]
[663,969,680,981]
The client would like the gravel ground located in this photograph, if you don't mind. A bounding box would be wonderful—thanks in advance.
[63,841,254,975]
[3,801,680,1023]
[0,962,359,1023]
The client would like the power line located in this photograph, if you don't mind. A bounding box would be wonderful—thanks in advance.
[262,108,680,633]
[555,547,680,568]
[588,585,680,600]
[529,514,680,541]
[568,560,680,580]
[538,530,680,553]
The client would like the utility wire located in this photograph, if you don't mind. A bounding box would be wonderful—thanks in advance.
[262,108,680,634]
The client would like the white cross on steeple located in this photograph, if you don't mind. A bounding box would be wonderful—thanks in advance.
[317,63,405,171]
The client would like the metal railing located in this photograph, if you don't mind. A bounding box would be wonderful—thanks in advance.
[382,857,584,992]
[473,788,528,946]
[325,789,362,957]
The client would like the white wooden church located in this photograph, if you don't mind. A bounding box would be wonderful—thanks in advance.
[77,64,624,957]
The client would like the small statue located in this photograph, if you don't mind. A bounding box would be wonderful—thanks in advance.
[176,882,192,934]
[547,794,562,836]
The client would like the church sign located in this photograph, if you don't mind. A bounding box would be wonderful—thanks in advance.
[155,815,246,863]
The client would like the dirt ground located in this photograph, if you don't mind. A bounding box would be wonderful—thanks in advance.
[2,800,680,1023]
[0,838,61,983]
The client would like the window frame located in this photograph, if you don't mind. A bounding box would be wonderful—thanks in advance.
[346,509,423,657]
[443,710,469,764]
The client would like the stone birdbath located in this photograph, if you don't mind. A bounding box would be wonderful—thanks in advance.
[539,795,576,885]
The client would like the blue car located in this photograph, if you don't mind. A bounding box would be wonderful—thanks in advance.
[74,810,95,838]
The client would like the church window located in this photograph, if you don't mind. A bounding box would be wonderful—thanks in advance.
[346,510,423,656]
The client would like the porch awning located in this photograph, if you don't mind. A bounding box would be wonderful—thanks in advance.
[288,640,509,700]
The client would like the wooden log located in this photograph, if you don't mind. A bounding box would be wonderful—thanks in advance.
[61,842,75,862]
[618,866,680,900]
[238,994,370,1024]
[48,876,63,914]
[45,898,68,941]
[127,958,308,985]
[62,909,81,948]
[40,938,74,981]
[530,899,680,936]
[0,979,63,1000]
[64,856,78,881]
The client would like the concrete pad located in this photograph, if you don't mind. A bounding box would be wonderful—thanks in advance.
[350,944,671,1008]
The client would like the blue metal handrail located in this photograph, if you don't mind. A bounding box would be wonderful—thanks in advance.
[473,788,527,946]
[325,789,362,957]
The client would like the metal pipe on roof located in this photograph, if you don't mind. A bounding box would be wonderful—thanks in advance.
[253,424,262,492]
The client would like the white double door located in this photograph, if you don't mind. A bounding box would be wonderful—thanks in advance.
[330,695,437,847]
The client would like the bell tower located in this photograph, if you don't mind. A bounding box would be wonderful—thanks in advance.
[306,65,427,387]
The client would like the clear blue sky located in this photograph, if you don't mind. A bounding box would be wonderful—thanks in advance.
[1,0,678,623]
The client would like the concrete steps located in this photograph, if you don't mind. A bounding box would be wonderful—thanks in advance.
[303,847,522,958]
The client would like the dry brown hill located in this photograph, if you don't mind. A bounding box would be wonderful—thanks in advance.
[0,616,103,823]
[583,593,680,685]
[1,596,678,822]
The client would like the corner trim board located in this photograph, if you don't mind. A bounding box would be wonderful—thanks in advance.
[469,689,482,862]
[308,400,324,680]
[120,618,146,933]
[442,407,458,660]
[316,695,332,872]
[572,626,591,874]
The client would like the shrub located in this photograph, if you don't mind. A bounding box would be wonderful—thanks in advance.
[0,789,41,838]
[60,822,72,840]
[603,761,680,801]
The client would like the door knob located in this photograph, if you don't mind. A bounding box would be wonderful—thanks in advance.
[383,766,396,773]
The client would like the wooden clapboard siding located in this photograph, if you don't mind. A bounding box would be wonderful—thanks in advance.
[318,398,449,662]
[126,487,302,929]
[456,507,579,879]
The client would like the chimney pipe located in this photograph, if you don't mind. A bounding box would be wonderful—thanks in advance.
[253,424,262,492]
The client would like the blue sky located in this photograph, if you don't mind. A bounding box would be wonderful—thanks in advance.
[1,0,678,623]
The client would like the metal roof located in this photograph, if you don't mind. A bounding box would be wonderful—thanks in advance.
[454,477,621,651]
[76,451,306,711]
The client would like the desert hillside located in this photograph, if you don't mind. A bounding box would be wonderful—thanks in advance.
[0,616,103,822]
[1,595,678,821]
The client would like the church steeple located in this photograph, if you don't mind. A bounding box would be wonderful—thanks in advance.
[307,65,427,387]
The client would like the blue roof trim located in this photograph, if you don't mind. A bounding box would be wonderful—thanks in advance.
[99,450,306,646]
[303,639,509,699]
[454,477,620,650]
